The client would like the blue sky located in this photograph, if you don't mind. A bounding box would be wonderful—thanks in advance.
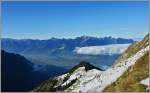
[2,1,148,39]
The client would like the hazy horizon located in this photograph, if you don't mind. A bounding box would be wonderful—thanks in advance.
[2,1,148,39]
[2,35,143,40]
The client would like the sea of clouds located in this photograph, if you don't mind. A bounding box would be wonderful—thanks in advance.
[74,44,130,55]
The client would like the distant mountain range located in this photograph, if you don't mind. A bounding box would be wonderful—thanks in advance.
[2,36,134,55]
[2,36,135,69]
[1,50,67,92]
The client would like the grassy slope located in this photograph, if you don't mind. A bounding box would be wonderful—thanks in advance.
[113,34,149,67]
[103,52,149,92]
[32,78,58,92]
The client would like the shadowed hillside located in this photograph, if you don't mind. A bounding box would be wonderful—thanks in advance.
[1,50,67,92]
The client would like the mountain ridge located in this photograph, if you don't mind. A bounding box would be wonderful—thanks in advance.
[33,34,149,92]
[2,35,135,40]
[2,36,134,55]
[32,61,104,92]
[103,34,149,92]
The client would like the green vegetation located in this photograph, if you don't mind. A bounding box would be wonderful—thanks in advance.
[62,74,70,83]
[32,78,58,92]
[63,78,78,90]
[103,52,149,92]
[32,76,78,92]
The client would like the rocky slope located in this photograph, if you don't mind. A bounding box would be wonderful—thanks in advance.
[32,61,104,92]
[33,34,149,92]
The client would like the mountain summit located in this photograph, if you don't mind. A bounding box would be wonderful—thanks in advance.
[33,61,104,92]
[69,61,104,72]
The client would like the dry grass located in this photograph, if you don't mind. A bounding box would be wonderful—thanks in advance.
[113,34,149,67]
[103,52,149,92]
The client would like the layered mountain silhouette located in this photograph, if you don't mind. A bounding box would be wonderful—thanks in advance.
[2,36,134,69]
[2,36,134,55]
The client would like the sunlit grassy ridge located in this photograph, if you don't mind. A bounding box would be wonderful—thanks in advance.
[103,52,149,92]
[113,34,149,67]
[104,34,149,92]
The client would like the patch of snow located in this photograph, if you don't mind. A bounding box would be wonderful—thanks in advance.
[62,67,86,86]
[140,78,149,86]
[80,36,91,44]
[59,44,66,50]
[74,44,130,55]
[140,77,149,90]
[65,68,102,92]
[58,73,69,80]
[54,73,69,88]
[66,45,149,92]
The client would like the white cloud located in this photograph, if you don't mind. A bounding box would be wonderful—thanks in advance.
[74,44,130,55]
